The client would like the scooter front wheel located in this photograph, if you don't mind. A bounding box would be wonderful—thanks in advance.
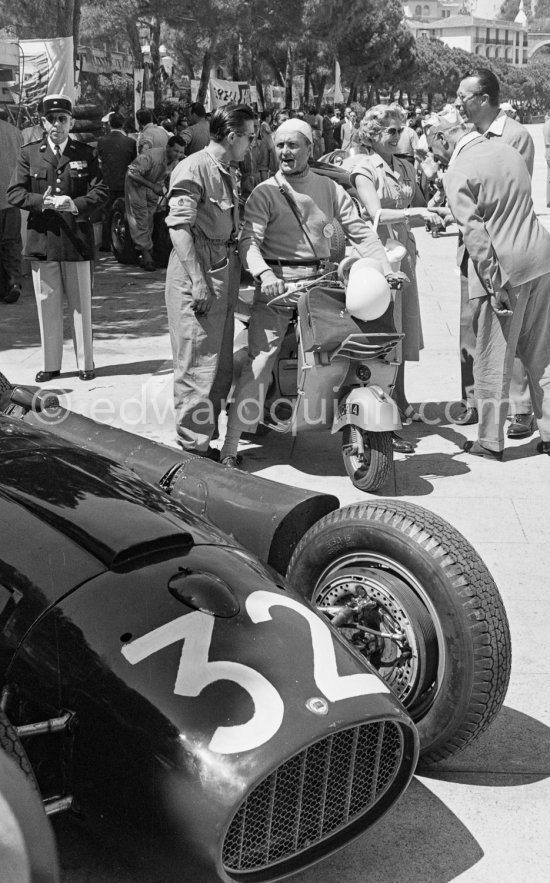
[342,427,393,493]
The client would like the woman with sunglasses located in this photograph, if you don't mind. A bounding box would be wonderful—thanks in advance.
[342,103,439,430]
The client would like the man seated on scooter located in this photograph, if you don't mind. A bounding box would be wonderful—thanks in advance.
[220,119,395,467]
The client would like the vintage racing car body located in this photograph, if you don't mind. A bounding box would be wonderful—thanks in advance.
[0,415,417,881]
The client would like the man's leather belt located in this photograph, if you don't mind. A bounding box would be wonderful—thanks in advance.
[265,259,320,267]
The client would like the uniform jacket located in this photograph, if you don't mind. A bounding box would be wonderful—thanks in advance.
[445,135,550,294]
[7,137,108,262]
[97,130,137,192]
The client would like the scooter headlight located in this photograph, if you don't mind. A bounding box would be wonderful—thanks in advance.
[356,365,371,382]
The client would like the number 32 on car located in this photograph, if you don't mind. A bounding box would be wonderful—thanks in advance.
[121,590,389,754]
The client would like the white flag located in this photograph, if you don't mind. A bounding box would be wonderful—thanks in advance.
[334,59,344,104]
[133,68,145,117]
[19,37,75,106]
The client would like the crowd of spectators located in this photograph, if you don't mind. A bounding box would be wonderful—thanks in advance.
[2,78,549,463]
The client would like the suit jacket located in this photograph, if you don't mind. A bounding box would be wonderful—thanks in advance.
[484,112,534,176]
[0,119,22,210]
[7,137,108,262]
[445,135,550,294]
[97,130,137,191]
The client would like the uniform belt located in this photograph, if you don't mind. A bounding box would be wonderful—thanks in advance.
[265,259,320,267]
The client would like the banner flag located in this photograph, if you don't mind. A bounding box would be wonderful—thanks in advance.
[334,59,344,104]
[209,78,251,108]
[19,37,75,107]
[133,68,145,117]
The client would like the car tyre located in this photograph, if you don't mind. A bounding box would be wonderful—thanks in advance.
[110,197,138,265]
[286,500,512,765]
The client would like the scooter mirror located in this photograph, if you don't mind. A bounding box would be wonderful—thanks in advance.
[346,260,391,321]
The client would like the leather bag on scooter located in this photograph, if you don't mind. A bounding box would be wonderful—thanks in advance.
[298,285,395,353]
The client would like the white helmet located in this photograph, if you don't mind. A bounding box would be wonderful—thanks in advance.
[345,258,391,321]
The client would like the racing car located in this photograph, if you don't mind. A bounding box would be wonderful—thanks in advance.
[0,372,511,880]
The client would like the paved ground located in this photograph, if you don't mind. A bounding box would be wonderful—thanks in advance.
[1,124,549,882]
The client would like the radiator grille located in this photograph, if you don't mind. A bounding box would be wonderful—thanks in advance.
[222,720,404,874]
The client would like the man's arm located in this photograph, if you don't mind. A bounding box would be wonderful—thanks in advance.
[238,186,287,297]
[165,176,212,314]
[7,148,42,211]
[445,167,507,294]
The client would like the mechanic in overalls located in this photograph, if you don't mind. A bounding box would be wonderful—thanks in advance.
[220,119,392,467]
[164,104,256,457]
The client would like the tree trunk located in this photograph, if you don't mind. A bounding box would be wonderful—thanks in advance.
[125,17,143,65]
[251,52,264,110]
[149,15,162,109]
[284,44,294,108]
[198,47,213,105]
[304,58,310,106]
[265,52,285,88]
[311,74,327,111]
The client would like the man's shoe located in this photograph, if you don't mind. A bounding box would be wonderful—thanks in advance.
[452,406,478,426]
[536,440,550,455]
[463,440,503,461]
[3,284,21,304]
[507,413,535,439]
[221,455,241,469]
[140,251,156,271]
[78,370,96,381]
[35,370,60,383]
[392,434,414,454]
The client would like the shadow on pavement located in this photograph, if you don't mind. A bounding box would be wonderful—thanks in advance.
[418,705,550,787]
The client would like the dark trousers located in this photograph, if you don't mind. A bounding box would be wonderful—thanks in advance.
[101,189,124,249]
[0,207,22,296]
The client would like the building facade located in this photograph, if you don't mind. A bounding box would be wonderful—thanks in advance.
[405,14,529,65]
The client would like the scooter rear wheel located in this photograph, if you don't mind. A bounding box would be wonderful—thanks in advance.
[342,427,393,493]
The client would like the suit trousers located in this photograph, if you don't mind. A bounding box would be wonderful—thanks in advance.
[460,267,532,414]
[225,292,293,436]
[0,207,22,293]
[31,261,93,372]
[165,244,239,451]
[473,270,550,451]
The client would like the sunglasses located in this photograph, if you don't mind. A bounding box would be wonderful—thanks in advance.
[384,126,404,136]
[45,113,71,124]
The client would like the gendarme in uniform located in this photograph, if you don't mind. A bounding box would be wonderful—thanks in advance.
[8,93,108,382]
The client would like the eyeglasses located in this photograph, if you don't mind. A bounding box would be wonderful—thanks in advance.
[384,127,403,136]
[45,113,70,124]
[456,92,483,104]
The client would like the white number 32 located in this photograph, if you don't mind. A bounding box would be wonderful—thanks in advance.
[122,590,386,755]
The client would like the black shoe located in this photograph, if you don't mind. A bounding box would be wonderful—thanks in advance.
[221,454,243,468]
[78,370,96,381]
[453,407,478,426]
[35,370,60,383]
[463,440,503,461]
[392,434,414,454]
[536,440,550,455]
[507,414,535,439]
[2,284,21,304]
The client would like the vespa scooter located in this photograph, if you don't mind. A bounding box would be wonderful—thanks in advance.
[235,256,406,493]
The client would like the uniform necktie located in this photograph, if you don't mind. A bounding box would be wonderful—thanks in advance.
[55,146,62,166]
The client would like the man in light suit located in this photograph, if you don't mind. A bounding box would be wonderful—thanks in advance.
[454,68,535,438]
[428,121,550,459]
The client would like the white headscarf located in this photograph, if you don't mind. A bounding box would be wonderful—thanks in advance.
[274,119,313,144]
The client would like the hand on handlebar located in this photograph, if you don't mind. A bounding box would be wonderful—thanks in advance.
[260,270,287,299]
[385,271,408,290]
